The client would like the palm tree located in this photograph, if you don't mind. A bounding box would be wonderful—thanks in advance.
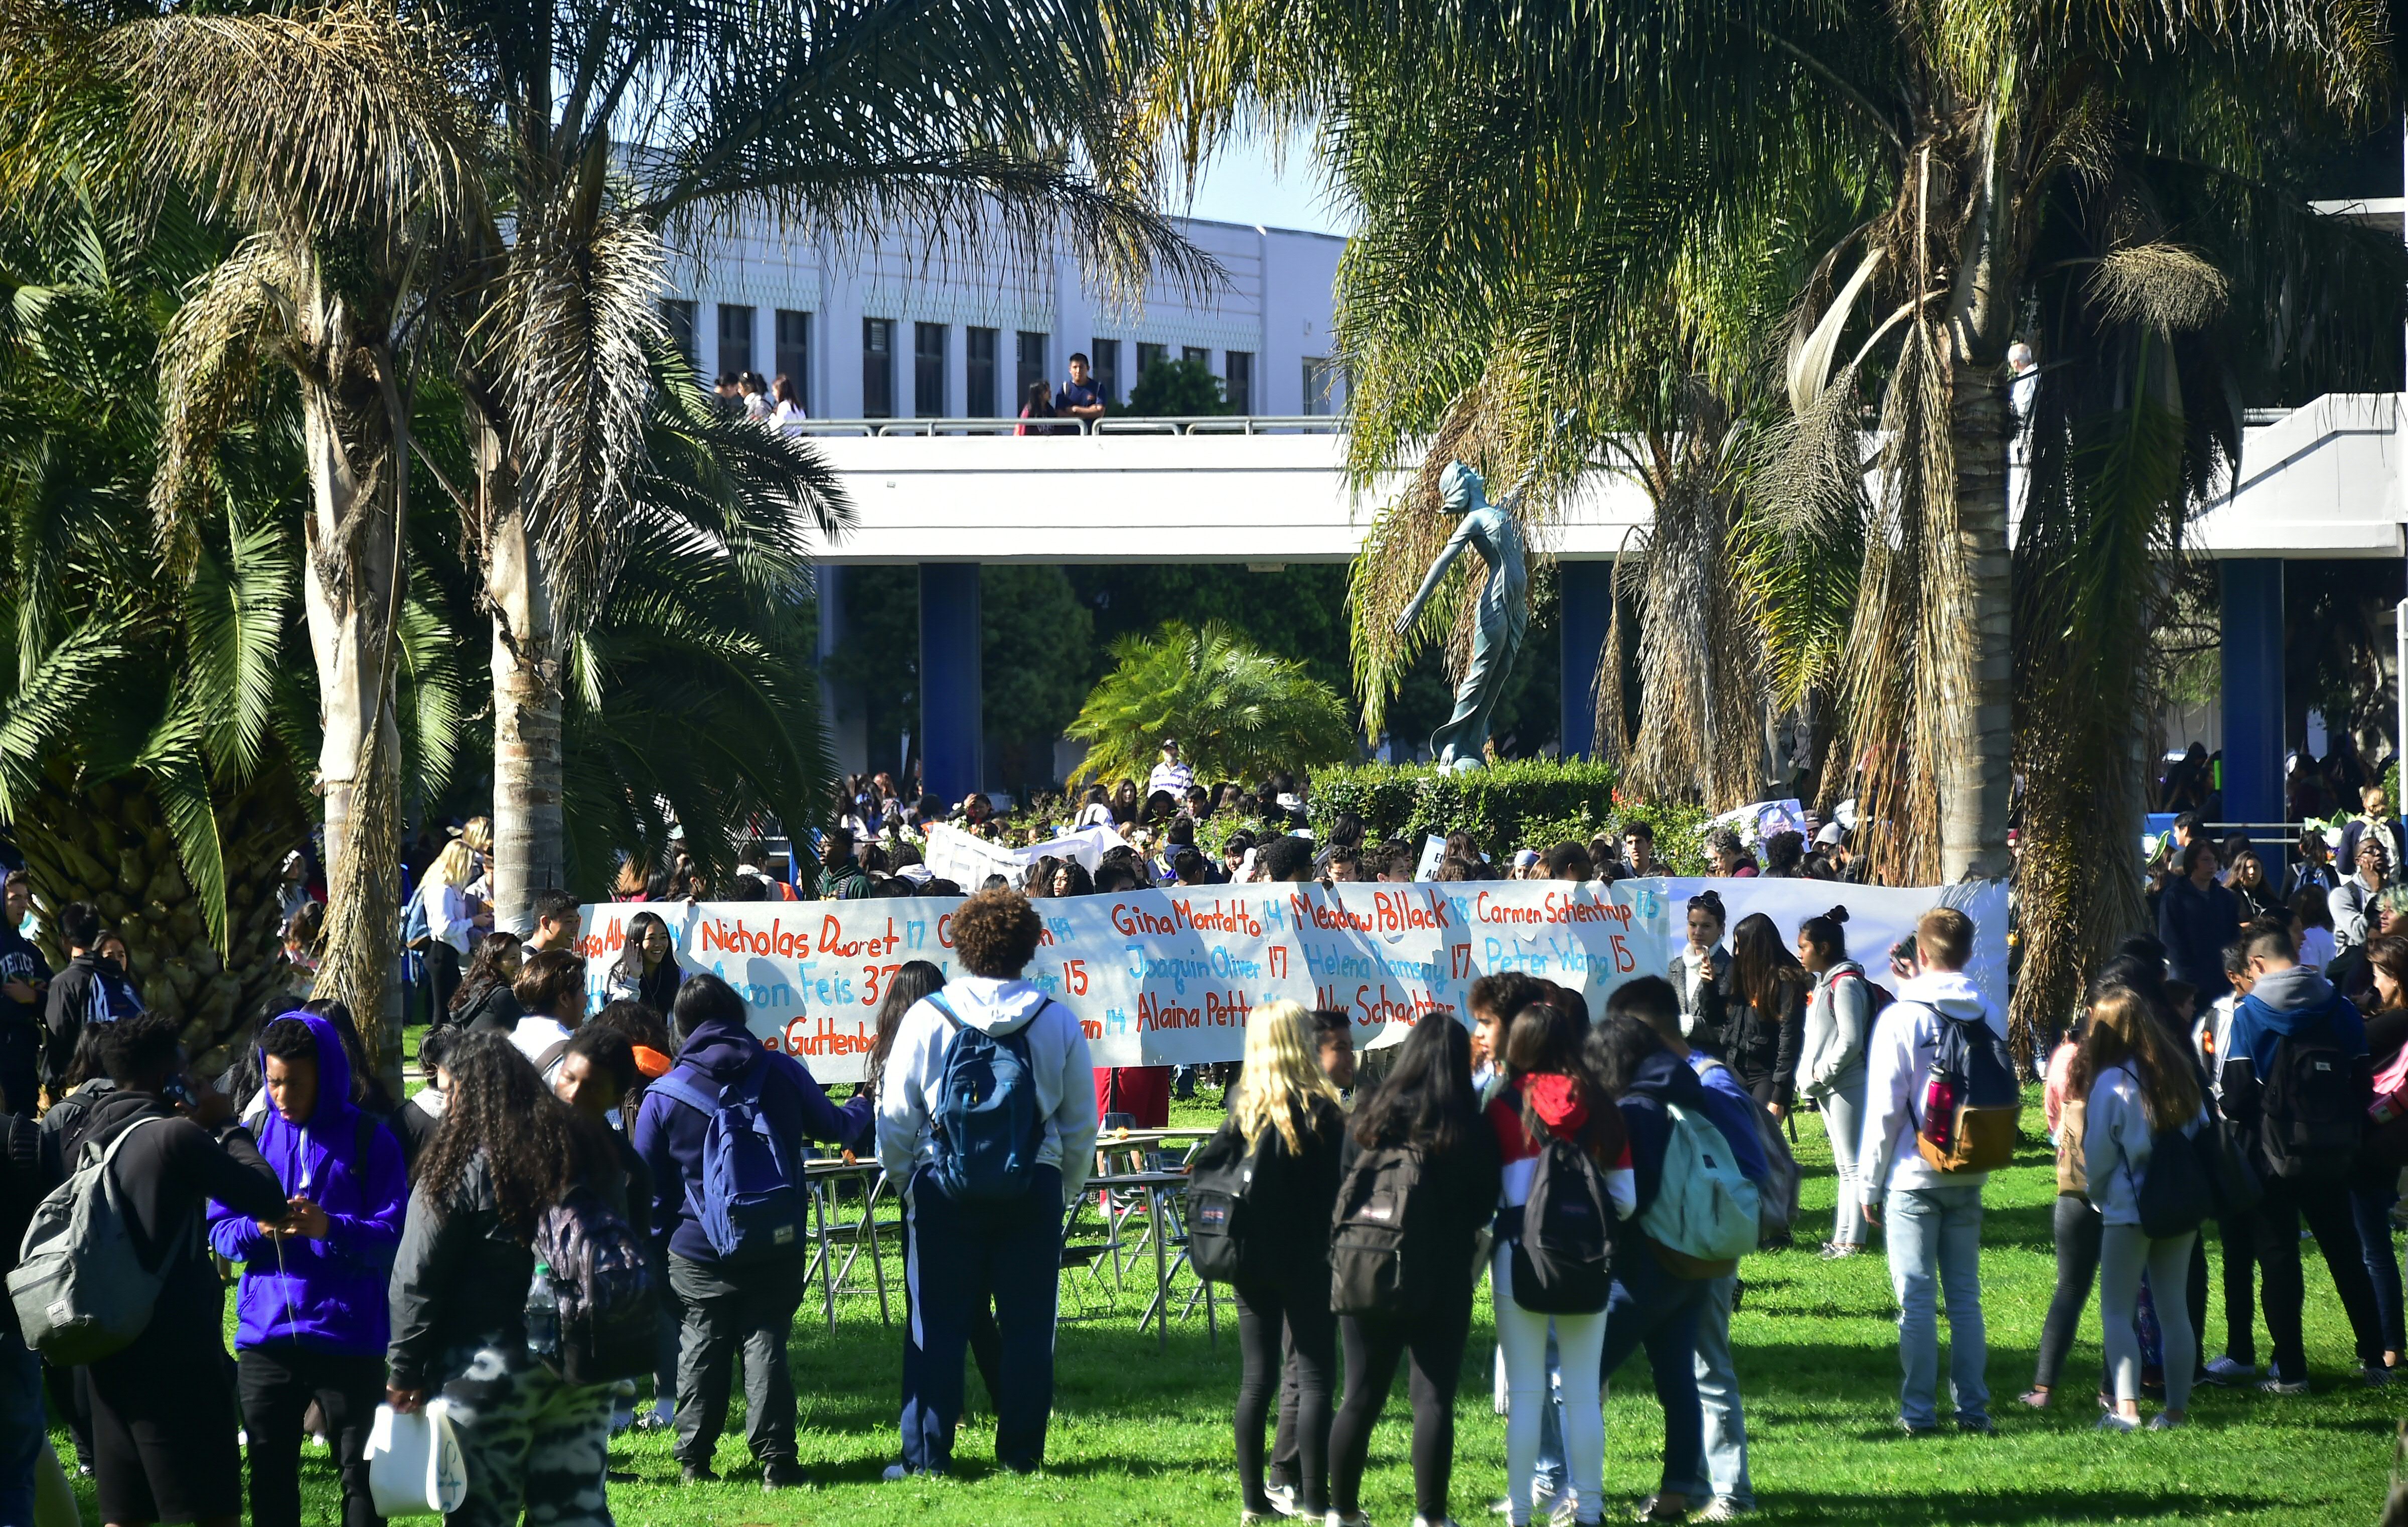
[44,0,1211,947]
[41,0,487,1031]
[1154,0,2393,890]
[0,187,318,1073]
[552,372,843,894]
[1066,621,1356,789]
[428,0,1215,930]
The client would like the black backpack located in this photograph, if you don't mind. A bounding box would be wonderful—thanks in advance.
[1184,1127,1263,1284]
[531,1184,658,1386]
[2259,1014,2368,1181]
[1328,1144,1435,1316]
[1510,1132,1611,1314]
[2136,1125,2216,1238]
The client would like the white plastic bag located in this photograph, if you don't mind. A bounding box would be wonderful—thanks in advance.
[366,1399,468,1518]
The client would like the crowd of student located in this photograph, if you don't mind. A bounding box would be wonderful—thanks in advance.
[1,813,2400,1527]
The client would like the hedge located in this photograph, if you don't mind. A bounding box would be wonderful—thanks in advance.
[1304,760,1716,873]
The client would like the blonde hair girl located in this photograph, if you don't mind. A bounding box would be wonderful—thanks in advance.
[1214,997,1348,1524]
[1230,1000,1343,1153]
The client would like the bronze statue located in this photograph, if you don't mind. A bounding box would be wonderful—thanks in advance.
[1394,461,1529,769]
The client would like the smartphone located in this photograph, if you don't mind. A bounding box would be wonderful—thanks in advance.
[160,1075,193,1110]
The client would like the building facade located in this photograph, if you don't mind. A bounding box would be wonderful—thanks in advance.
[661,214,1349,419]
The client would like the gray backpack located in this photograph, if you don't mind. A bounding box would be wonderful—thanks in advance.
[8,1117,169,1364]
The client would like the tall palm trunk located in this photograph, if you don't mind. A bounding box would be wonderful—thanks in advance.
[298,379,402,880]
[482,435,567,933]
[291,280,411,1081]
[1941,363,2015,880]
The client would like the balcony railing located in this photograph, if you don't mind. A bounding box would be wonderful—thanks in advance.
[787,415,1347,438]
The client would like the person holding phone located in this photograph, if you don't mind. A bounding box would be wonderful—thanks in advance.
[209,1013,407,1527]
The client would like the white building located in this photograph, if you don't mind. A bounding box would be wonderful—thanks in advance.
[661,214,1349,419]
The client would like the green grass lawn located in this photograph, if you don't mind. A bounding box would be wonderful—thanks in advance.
[48,1079,2403,1525]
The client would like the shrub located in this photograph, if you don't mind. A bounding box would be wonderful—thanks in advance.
[1305,760,1715,870]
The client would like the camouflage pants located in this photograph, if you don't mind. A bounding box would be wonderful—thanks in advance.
[437,1347,616,1527]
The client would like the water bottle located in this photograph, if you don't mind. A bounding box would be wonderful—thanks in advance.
[524,1261,560,1363]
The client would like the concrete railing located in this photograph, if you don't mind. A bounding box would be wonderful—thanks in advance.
[789,415,1346,438]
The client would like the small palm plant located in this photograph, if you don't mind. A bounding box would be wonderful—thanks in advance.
[1066,622,1355,791]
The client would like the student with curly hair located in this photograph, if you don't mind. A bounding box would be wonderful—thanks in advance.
[386,1031,628,1527]
[875,889,1098,1477]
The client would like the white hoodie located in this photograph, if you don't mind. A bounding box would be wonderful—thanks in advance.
[1856,969,2009,1203]
[874,975,1100,1205]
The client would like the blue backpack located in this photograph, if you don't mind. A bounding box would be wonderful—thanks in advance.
[926,994,1048,1203]
[649,1060,806,1262]
[397,877,429,950]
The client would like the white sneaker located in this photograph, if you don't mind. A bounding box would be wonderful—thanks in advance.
[2146,1413,2184,1431]
[2094,1412,2139,1433]
[1693,1499,1751,1522]
[1490,1488,1558,1522]
[2200,1355,2256,1385]
[880,1463,909,1482]
[1264,1484,1300,1517]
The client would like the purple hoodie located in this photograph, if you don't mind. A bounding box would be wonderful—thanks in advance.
[207,1010,408,1356]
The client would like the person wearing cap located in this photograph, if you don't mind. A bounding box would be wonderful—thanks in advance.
[1816,822,1863,883]
[1148,739,1195,799]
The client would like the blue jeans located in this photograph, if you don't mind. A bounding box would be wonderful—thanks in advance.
[1884,1183,1989,1428]
[2349,1183,2407,1356]
[0,1327,40,1527]
[1596,1248,1707,1497]
[1665,1274,1751,1506]
[1532,1330,1564,1496]
[900,1164,1065,1474]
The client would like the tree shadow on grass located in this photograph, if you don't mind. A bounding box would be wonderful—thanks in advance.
[1756,1485,2285,1522]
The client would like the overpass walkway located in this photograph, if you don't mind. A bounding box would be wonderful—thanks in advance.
[798,399,2405,813]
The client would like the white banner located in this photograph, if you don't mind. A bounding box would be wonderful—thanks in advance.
[578,876,2006,1084]
[920,821,1124,891]
[580,879,1668,1083]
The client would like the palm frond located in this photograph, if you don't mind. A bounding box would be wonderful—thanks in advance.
[132,699,230,953]
[182,501,295,777]
[102,2,479,240]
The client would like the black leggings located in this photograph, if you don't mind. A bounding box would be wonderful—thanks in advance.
[1234,1272,1336,1514]
[421,939,461,1026]
[1329,1287,1472,1519]
[2033,1194,2101,1392]
[2219,1211,2259,1364]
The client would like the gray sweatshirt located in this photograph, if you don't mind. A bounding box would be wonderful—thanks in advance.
[2081,1062,2206,1228]
[1799,961,1872,1102]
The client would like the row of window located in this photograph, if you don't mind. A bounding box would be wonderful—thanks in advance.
[662,300,1280,417]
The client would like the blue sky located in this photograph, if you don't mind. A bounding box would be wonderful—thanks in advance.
[1165,125,1356,238]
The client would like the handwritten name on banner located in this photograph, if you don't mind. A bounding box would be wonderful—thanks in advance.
[578,881,1669,1084]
